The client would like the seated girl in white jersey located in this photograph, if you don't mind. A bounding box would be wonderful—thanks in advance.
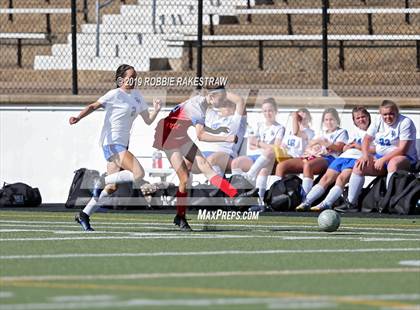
[296,106,374,211]
[275,108,349,204]
[153,86,245,231]
[336,100,418,212]
[69,64,161,231]
[230,98,286,202]
[199,99,247,175]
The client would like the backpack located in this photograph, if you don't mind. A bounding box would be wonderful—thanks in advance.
[389,176,420,215]
[361,176,387,213]
[189,182,227,211]
[0,182,42,207]
[379,171,417,213]
[264,175,302,211]
[228,174,259,210]
[65,168,100,208]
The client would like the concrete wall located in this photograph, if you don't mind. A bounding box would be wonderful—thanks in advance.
[1,104,419,203]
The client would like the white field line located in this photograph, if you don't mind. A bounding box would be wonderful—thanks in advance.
[0,298,337,310]
[1,268,419,282]
[1,220,420,232]
[0,292,14,298]
[1,233,420,242]
[50,295,116,302]
[1,224,420,239]
[399,260,420,267]
[0,248,419,260]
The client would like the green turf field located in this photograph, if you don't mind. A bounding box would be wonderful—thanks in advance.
[0,210,419,310]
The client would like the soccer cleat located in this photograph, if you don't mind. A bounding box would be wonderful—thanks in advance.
[74,212,94,231]
[335,200,359,213]
[310,202,331,212]
[173,214,192,231]
[295,202,310,212]
[92,174,105,199]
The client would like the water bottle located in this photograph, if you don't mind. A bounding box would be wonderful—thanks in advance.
[152,151,163,169]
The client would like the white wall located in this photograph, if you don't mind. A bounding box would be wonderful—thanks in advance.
[1,105,419,203]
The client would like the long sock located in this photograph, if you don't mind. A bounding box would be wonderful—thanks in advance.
[83,190,110,216]
[209,175,238,197]
[231,168,244,175]
[256,175,268,200]
[323,185,343,207]
[305,184,325,205]
[246,155,270,180]
[348,173,365,204]
[302,177,314,197]
[212,165,223,176]
[176,190,188,217]
[386,171,395,189]
[105,170,133,184]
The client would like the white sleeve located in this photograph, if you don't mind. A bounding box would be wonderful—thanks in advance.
[276,125,285,141]
[399,117,416,141]
[367,117,380,137]
[97,89,116,107]
[230,113,243,134]
[137,92,149,114]
[335,129,349,144]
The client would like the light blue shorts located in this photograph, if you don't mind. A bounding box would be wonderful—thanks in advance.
[102,144,128,161]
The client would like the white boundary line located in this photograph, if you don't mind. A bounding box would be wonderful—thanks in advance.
[1,268,419,282]
[1,248,419,260]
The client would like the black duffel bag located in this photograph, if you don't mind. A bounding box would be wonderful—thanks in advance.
[0,182,42,207]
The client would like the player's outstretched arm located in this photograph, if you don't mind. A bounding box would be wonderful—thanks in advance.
[69,101,102,125]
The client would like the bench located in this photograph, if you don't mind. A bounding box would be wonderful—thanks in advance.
[234,7,420,36]
[0,8,72,40]
[166,34,420,71]
[0,33,46,67]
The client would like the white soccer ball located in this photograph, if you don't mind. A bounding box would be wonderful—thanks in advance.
[318,210,341,232]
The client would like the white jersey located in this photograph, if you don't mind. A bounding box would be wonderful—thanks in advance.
[247,121,285,156]
[98,88,149,146]
[200,110,247,157]
[367,114,417,161]
[315,127,349,157]
[282,127,315,158]
[339,126,368,159]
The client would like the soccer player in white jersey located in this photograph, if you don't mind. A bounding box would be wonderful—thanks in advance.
[231,98,285,201]
[336,100,418,212]
[275,108,349,202]
[296,106,373,211]
[200,99,247,175]
[69,64,161,231]
[153,86,245,230]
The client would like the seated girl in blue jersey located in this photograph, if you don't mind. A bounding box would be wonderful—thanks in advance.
[275,108,349,201]
[296,106,373,211]
[336,100,418,212]
[199,98,247,176]
[230,97,285,201]
[69,64,161,231]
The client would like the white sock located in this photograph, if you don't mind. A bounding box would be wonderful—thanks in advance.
[302,177,314,197]
[82,190,110,216]
[105,170,133,184]
[348,173,365,204]
[305,184,325,205]
[212,165,223,176]
[246,155,270,180]
[256,175,268,200]
[386,171,395,189]
[323,185,343,207]
[231,168,244,175]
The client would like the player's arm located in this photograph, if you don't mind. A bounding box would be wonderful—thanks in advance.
[140,99,161,125]
[226,92,246,116]
[69,101,102,125]
[195,123,237,143]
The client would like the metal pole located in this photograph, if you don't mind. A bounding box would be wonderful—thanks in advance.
[322,0,329,95]
[197,0,203,89]
[8,0,13,22]
[71,0,78,95]
[96,0,100,57]
[83,0,88,22]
